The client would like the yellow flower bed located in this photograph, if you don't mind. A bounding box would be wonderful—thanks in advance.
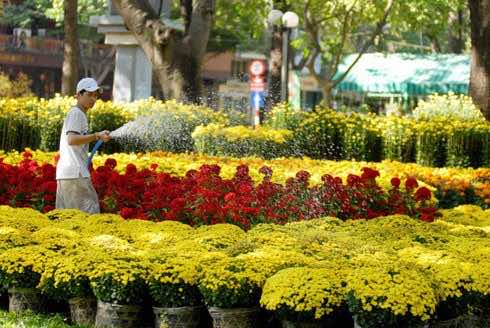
[0,205,488,323]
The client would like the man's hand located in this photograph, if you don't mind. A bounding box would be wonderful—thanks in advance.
[97,130,111,142]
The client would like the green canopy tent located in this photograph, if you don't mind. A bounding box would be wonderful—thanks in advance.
[333,53,470,104]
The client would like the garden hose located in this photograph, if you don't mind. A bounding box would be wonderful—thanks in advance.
[88,139,105,167]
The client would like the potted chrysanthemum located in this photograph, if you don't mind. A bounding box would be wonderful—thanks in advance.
[89,254,149,328]
[198,255,261,328]
[261,266,353,328]
[346,261,436,328]
[147,252,204,328]
[0,245,53,314]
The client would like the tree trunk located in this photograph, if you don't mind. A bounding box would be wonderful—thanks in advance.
[448,9,465,54]
[266,26,283,110]
[319,81,333,109]
[468,0,490,120]
[266,0,290,110]
[111,0,214,103]
[61,0,79,95]
[428,35,442,53]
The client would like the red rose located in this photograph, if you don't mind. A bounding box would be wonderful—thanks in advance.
[170,197,185,211]
[405,176,419,191]
[361,167,380,180]
[347,174,361,186]
[41,181,57,193]
[390,177,401,188]
[125,164,137,175]
[237,183,253,194]
[224,192,236,202]
[235,165,249,177]
[259,166,273,177]
[414,187,432,201]
[22,151,33,159]
[120,207,137,219]
[43,205,54,213]
[296,170,311,183]
[417,207,439,222]
[43,194,55,202]
[104,158,117,170]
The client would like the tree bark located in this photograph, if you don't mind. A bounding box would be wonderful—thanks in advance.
[428,35,442,53]
[266,26,283,110]
[468,0,490,120]
[448,9,465,54]
[320,82,333,109]
[111,0,215,103]
[61,0,80,95]
[266,0,290,110]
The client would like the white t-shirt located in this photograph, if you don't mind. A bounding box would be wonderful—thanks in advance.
[56,106,91,180]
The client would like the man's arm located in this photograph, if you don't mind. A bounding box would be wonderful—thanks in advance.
[67,131,110,146]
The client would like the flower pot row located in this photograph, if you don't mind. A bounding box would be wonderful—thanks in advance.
[8,288,490,328]
[7,288,259,328]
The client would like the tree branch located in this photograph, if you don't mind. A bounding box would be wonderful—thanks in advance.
[303,3,324,82]
[332,0,394,88]
[180,0,192,34]
[327,9,352,80]
[111,0,174,47]
[188,0,216,60]
[293,51,311,71]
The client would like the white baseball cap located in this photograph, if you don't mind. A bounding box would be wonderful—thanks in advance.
[76,77,102,94]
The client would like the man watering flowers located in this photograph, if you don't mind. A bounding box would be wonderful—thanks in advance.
[55,77,111,214]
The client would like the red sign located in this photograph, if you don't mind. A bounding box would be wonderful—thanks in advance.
[250,75,265,91]
[249,60,266,76]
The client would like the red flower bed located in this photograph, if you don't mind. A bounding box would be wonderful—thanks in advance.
[0,152,440,228]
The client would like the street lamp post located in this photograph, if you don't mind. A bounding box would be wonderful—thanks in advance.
[267,10,299,103]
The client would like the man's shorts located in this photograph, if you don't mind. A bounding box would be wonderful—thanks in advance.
[55,178,100,214]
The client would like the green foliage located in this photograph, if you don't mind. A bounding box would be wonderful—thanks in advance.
[264,103,307,131]
[388,0,469,53]
[211,0,268,51]
[44,0,107,26]
[0,268,40,289]
[148,282,201,308]
[91,274,147,305]
[341,114,382,162]
[286,108,345,160]
[347,292,427,328]
[0,310,87,328]
[0,0,48,28]
[265,102,489,168]
[199,279,261,308]
[380,116,416,163]
[435,188,482,210]
[415,120,448,167]
[0,0,105,30]
[446,124,481,168]
[118,100,231,153]
[192,124,295,159]
[0,97,242,154]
